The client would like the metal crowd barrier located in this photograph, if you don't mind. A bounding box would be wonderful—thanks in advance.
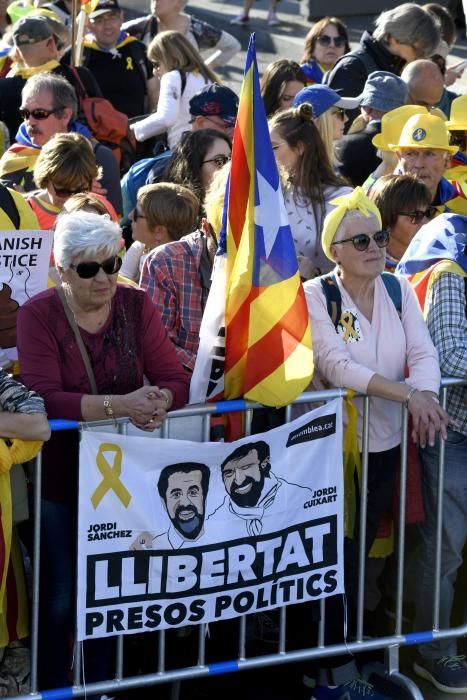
[17,379,467,700]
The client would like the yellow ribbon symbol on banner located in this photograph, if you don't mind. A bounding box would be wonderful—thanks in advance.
[126,57,134,71]
[339,311,359,343]
[91,443,132,509]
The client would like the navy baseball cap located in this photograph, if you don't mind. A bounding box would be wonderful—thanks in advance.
[189,84,239,126]
[293,84,361,118]
[89,0,121,19]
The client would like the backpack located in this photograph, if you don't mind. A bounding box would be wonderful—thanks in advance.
[320,271,402,332]
[70,67,135,170]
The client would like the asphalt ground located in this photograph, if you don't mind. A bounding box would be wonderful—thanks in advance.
[120,3,467,698]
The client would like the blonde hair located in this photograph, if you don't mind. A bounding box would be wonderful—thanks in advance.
[34,132,100,189]
[314,111,338,168]
[204,160,230,235]
[148,30,218,84]
[137,183,199,239]
[62,192,114,217]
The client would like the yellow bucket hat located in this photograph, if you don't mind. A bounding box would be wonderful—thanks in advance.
[389,112,458,154]
[372,105,427,151]
[321,187,382,261]
[446,94,467,132]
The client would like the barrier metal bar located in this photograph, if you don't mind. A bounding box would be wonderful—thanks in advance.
[432,385,448,632]
[23,379,466,700]
[395,404,409,638]
[356,395,370,643]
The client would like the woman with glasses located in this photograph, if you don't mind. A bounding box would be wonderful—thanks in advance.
[27,132,117,230]
[300,16,350,85]
[16,210,189,689]
[269,103,352,280]
[130,30,217,149]
[302,188,450,699]
[368,174,434,271]
[260,59,306,118]
[292,84,360,169]
[162,128,231,215]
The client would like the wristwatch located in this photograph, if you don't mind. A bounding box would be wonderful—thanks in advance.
[103,395,115,418]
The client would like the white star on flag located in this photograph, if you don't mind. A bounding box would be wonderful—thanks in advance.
[255,170,290,259]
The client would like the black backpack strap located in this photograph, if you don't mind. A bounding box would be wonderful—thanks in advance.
[381,272,402,316]
[178,69,187,95]
[319,272,341,332]
[0,184,20,229]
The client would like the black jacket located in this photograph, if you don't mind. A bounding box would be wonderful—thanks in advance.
[335,120,382,188]
[324,32,405,129]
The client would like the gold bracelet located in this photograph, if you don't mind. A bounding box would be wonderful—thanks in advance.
[103,395,115,418]
[159,389,170,407]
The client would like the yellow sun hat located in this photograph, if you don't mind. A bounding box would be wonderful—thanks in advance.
[388,112,458,154]
[321,187,382,262]
[372,105,427,152]
[446,94,467,132]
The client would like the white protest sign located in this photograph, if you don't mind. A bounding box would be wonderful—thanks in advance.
[0,230,52,360]
[77,399,344,640]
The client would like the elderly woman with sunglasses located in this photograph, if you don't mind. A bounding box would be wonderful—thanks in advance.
[16,211,189,689]
[302,188,450,696]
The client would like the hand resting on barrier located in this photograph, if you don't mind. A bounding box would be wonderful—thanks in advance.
[407,389,452,448]
[82,386,173,431]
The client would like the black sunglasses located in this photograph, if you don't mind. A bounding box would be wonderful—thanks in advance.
[132,208,147,222]
[69,255,122,279]
[333,229,390,252]
[202,154,231,168]
[19,107,62,121]
[317,35,347,48]
[398,208,437,225]
[332,107,346,121]
[53,183,90,198]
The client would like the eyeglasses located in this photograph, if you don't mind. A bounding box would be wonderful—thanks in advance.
[132,208,147,222]
[398,208,437,225]
[333,229,390,252]
[201,154,231,168]
[331,107,346,121]
[52,183,90,198]
[19,107,62,121]
[317,35,347,48]
[204,115,235,130]
[69,255,122,279]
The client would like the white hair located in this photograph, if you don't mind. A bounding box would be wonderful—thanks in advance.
[54,211,122,270]
[333,210,380,244]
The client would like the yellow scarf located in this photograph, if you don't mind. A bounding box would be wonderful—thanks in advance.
[10,59,60,79]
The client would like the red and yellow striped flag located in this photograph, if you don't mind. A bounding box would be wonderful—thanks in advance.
[223,35,313,405]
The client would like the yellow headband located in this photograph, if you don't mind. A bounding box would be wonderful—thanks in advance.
[321,187,382,261]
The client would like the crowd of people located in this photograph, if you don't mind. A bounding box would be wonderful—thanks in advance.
[0,1,465,699]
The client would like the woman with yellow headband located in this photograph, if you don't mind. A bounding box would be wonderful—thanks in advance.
[302,187,450,699]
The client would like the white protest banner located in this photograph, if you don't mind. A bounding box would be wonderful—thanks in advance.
[0,230,52,360]
[77,399,344,641]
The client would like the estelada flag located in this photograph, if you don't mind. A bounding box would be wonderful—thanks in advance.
[190,34,313,407]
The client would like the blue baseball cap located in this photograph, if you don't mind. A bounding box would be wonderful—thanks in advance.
[292,84,361,118]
